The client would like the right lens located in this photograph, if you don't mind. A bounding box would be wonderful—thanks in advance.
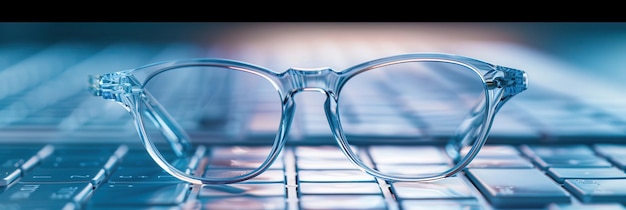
[338,60,487,179]
[138,64,283,181]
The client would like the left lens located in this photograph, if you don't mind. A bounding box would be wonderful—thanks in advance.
[139,64,283,182]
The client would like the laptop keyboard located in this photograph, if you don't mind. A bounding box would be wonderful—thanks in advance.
[2,37,626,210]
[3,143,626,209]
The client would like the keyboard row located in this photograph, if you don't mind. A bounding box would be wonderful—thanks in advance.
[3,143,626,209]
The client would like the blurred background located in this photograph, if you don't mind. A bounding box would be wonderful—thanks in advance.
[4,22,626,89]
[1,22,626,144]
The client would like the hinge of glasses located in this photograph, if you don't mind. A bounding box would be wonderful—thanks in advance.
[499,66,528,97]
[89,72,139,102]
[489,66,528,100]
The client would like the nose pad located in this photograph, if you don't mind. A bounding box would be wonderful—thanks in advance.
[288,91,335,144]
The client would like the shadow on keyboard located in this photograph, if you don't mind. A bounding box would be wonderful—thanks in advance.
[2,22,626,210]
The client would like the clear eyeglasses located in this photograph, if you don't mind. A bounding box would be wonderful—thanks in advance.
[88,53,527,185]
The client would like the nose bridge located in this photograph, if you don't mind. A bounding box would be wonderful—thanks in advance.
[285,67,337,93]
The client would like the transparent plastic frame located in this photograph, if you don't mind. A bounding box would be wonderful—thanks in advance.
[89,53,528,185]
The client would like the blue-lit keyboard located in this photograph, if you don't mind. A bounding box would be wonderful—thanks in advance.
[4,143,626,209]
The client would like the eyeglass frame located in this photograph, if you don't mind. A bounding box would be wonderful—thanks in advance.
[89,53,528,185]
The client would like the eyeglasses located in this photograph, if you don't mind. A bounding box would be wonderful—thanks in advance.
[88,53,527,185]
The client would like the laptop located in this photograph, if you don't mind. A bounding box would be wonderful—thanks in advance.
[2,22,626,210]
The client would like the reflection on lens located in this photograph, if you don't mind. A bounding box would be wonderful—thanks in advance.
[338,61,486,178]
[140,65,282,180]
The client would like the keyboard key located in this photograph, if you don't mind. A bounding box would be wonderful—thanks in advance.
[206,157,284,169]
[211,146,279,158]
[240,169,285,183]
[0,182,92,204]
[195,168,285,184]
[548,203,626,210]
[521,144,596,157]
[401,200,482,210]
[46,145,120,158]
[375,164,452,177]
[532,155,613,169]
[466,168,570,208]
[391,177,475,200]
[461,144,522,157]
[298,169,376,182]
[369,146,449,164]
[118,155,163,168]
[20,168,106,186]
[564,179,626,203]
[200,183,286,197]
[199,149,271,170]
[118,149,183,168]
[40,147,120,174]
[466,155,534,168]
[547,167,626,183]
[299,195,387,210]
[39,156,117,170]
[299,182,382,195]
[88,183,190,207]
[295,146,358,159]
[296,158,360,170]
[107,167,182,184]
[197,196,286,210]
